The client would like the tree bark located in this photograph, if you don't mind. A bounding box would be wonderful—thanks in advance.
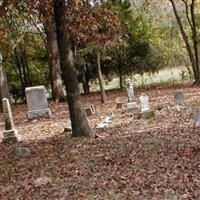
[169,0,200,83]
[82,67,90,95]
[190,0,200,82]
[43,7,65,102]
[54,0,91,137]
[117,66,124,90]
[97,52,107,103]
[0,54,10,111]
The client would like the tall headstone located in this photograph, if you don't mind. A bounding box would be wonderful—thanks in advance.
[2,98,21,143]
[174,91,184,106]
[127,79,135,103]
[25,86,51,120]
[126,79,138,112]
[139,94,154,119]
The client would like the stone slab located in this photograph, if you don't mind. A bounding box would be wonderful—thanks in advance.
[27,108,51,120]
[25,86,49,111]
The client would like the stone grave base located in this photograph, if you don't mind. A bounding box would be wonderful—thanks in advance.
[139,110,155,119]
[27,108,51,120]
[2,129,21,143]
[127,102,138,112]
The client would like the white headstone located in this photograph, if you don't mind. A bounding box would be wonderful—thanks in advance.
[2,98,21,143]
[139,93,150,112]
[25,86,51,120]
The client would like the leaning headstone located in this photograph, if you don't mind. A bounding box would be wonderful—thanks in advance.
[2,98,21,143]
[174,91,184,106]
[25,86,51,120]
[194,111,200,128]
[139,94,154,119]
[85,105,96,117]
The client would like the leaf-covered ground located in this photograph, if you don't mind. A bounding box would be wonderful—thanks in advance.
[1,84,200,200]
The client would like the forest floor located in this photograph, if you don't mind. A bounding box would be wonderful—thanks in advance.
[1,83,200,200]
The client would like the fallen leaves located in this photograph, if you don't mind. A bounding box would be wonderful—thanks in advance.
[1,85,200,199]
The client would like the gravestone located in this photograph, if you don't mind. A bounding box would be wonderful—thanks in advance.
[194,111,200,128]
[174,91,184,106]
[25,86,51,120]
[126,79,135,103]
[139,94,154,119]
[126,79,138,112]
[116,97,123,109]
[2,98,21,143]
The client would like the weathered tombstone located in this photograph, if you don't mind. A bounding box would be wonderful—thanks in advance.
[2,98,21,143]
[25,86,51,120]
[126,79,138,112]
[126,79,135,103]
[85,105,96,117]
[116,97,123,109]
[174,91,184,106]
[194,111,200,128]
[139,94,154,119]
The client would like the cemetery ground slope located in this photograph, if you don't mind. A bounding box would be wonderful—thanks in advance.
[1,85,200,199]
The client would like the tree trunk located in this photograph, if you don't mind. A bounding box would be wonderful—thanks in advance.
[169,0,200,83]
[54,0,91,137]
[118,66,124,90]
[43,7,65,102]
[0,54,10,111]
[81,63,90,95]
[190,0,200,83]
[96,52,107,103]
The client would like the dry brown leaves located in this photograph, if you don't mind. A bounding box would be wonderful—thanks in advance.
[1,84,200,199]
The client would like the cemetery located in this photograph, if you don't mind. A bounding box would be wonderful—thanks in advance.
[1,0,200,199]
[1,83,200,199]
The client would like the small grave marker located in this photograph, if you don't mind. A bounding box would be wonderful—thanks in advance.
[174,91,184,106]
[116,97,123,109]
[139,94,154,119]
